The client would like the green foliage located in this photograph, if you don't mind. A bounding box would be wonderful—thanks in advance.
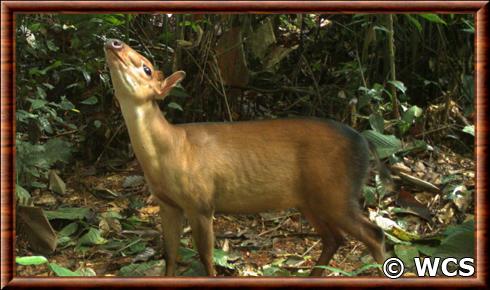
[399,105,423,135]
[57,222,79,247]
[361,130,403,159]
[362,185,378,206]
[462,125,474,136]
[168,102,184,111]
[175,247,235,275]
[262,265,292,276]
[369,113,385,133]
[388,80,407,94]
[16,184,32,206]
[419,14,447,25]
[78,228,108,246]
[315,263,381,277]
[16,136,73,189]
[118,260,161,276]
[16,256,48,266]
[48,263,80,276]
[432,220,474,258]
[358,83,385,109]
[394,244,419,268]
[44,207,90,220]
[213,249,235,269]
[388,219,475,271]
[15,14,125,191]
[16,255,95,277]
[80,96,98,105]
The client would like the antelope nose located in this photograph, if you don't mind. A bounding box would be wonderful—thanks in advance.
[105,39,124,51]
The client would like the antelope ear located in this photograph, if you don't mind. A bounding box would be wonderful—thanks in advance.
[154,71,186,100]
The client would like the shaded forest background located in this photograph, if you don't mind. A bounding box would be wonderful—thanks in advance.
[15,14,475,277]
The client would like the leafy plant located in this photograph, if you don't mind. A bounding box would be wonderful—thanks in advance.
[16,255,95,276]
[362,130,403,158]
[315,263,381,277]
[16,136,73,189]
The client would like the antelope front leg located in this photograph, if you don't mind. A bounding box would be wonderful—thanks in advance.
[159,202,184,276]
[188,212,216,276]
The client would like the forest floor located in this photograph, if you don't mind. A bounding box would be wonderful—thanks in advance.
[16,146,475,277]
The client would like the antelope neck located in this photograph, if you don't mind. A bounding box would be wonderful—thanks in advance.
[117,97,185,163]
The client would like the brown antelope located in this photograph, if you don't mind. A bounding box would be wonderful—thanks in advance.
[104,38,387,277]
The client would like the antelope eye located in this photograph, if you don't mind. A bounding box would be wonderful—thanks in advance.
[143,64,152,76]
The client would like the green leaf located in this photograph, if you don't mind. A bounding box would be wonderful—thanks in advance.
[384,232,412,245]
[98,15,126,26]
[369,113,385,133]
[29,98,48,111]
[314,265,352,276]
[352,264,382,276]
[80,96,98,105]
[405,15,422,32]
[178,247,198,262]
[461,18,474,34]
[16,256,48,266]
[419,14,447,25]
[415,244,438,256]
[169,87,190,98]
[57,236,73,247]
[42,138,73,165]
[45,207,90,220]
[101,210,123,219]
[78,68,91,85]
[127,241,147,255]
[16,110,38,124]
[262,265,290,276]
[402,105,423,124]
[78,228,107,246]
[213,249,234,269]
[434,220,475,258]
[373,25,390,33]
[434,230,474,258]
[39,116,53,134]
[118,260,161,276]
[315,263,381,277]
[43,83,55,90]
[36,86,47,99]
[29,23,42,32]
[49,263,79,276]
[444,219,474,236]
[394,244,419,268]
[60,96,75,111]
[362,185,377,206]
[44,60,63,72]
[388,80,407,94]
[168,102,183,111]
[16,184,31,205]
[46,40,59,52]
[361,130,403,159]
[399,139,427,155]
[462,125,474,136]
[399,105,423,135]
[414,220,474,259]
[58,222,79,237]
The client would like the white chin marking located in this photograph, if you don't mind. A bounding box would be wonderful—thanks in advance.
[124,75,136,92]
[117,72,135,94]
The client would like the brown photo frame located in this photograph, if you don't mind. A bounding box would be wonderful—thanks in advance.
[1,1,488,288]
